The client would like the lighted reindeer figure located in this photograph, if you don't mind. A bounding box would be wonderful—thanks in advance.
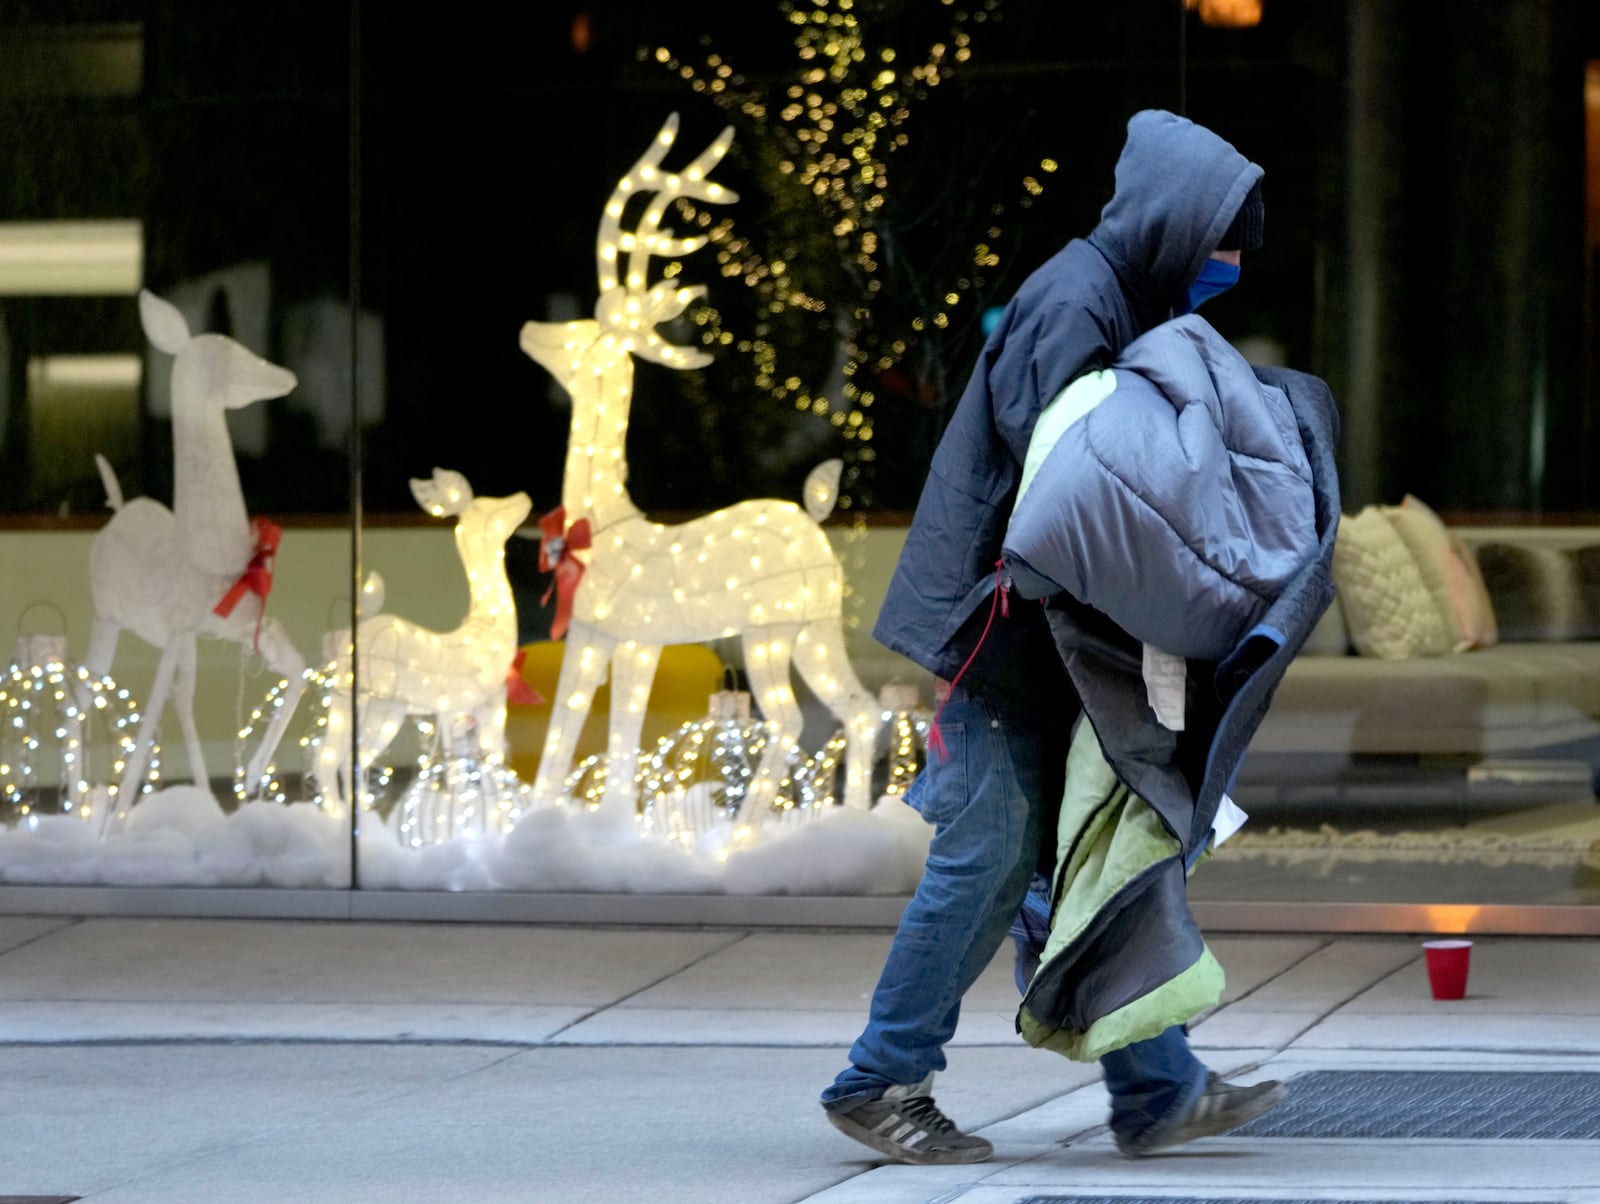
[86,288,306,809]
[314,468,533,818]
[521,114,881,821]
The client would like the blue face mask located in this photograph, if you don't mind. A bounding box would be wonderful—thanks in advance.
[1183,258,1241,313]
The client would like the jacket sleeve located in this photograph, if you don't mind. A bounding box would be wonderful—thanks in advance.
[991,299,1115,467]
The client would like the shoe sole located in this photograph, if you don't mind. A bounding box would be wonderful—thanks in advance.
[1119,1081,1289,1158]
[825,1108,994,1166]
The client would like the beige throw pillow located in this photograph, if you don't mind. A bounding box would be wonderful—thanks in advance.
[1332,505,1452,659]
[1449,531,1499,648]
[1382,495,1476,652]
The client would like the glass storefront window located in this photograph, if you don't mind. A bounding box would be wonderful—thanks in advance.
[0,3,356,888]
[0,1,1595,924]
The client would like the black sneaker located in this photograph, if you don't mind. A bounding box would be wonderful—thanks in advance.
[825,1074,994,1166]
[1116,1074,1288,1157]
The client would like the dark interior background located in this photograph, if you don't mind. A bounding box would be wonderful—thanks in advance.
[1,0,1596,528]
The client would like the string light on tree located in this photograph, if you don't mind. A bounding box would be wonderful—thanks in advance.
[643,0,1057,506]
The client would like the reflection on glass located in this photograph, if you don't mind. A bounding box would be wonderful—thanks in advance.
[0,221,142,296]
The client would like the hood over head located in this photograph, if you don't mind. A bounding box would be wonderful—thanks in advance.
[1087,110,1264,324]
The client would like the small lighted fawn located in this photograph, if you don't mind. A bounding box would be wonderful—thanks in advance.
[521,114,881,820]
[314,468,532,816]
[86,289,306,807]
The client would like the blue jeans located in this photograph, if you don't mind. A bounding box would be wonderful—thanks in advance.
[821,684,1207,1146]
[1102,1025,1210,1146]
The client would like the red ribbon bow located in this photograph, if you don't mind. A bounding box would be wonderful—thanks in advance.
[506,648,545,706]
[538,506,592,641]
[213,517,281,652]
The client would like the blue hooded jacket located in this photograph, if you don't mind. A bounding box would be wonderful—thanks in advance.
[873,110,1264,716]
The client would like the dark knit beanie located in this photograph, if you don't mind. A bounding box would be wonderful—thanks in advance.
[1217,179,1264,251]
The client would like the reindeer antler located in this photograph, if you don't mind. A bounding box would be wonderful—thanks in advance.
[595,113,738,370]
[409,467,473,518]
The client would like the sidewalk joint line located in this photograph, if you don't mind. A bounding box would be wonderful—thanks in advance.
[541,929,753,1041]
[0,916,83,961]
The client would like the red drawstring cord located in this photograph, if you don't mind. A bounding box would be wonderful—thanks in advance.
[927,559,1009,761]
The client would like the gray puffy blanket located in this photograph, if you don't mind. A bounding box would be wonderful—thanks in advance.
[1002,314,1316,662]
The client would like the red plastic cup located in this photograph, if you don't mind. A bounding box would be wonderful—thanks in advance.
[1423,939,1473,1000]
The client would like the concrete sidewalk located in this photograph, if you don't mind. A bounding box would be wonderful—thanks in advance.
[1,915,1597,1203]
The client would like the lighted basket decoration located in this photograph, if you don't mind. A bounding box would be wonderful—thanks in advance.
[0,632,155,835]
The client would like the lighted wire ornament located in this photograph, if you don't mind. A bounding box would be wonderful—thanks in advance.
[233,581,388,811]
[84,289,307,804]
[776,728,847,819]
[521,114,881,820]
[636,687,771,847]
[874,683,931,799]
[313,468,534,836]
[562,752,612,810]
[564,685,840,838]
[1,633,151,836]
[232,664,323,808]
[385,716,536,850]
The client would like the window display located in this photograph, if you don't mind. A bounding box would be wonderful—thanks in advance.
[0,1,1595,925]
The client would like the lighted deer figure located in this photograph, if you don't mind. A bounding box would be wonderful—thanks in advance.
[86,288,306,808]
[521,114,881,821]
[314,468,533,818]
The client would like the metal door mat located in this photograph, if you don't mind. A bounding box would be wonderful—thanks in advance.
[1229,1070,1600,1140]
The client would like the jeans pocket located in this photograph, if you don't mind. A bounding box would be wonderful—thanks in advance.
[907,722,967,827]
